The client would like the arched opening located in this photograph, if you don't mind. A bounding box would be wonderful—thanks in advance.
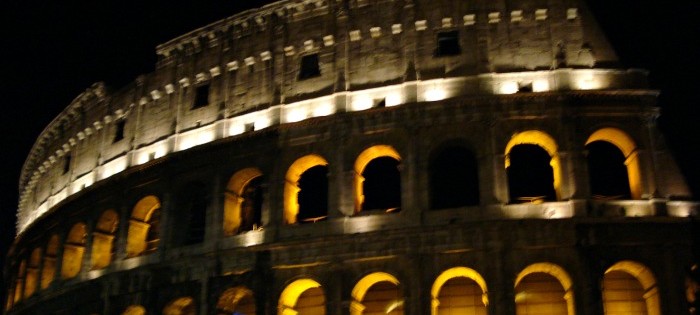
[278,278,326,315]
[603,261,660,315]
[61,222,87,279]
[505,131,561,203]
[687,264,700,315]
[173,182,208,246]
[126,195,161,257]
[224,168,265,235]
[514,263,575,315]
[586,128,641,199]
[217,286,256,315]
[284,155,329,224]
[14,260,26,304]
[121,305,146,315]
[351,272,403,315]
[429,145,480,209]
[355,145,402,213]
[431,267,488,315]
[163,297,196,315]
[23,248,40,298]
[297,165,329,223]
[91,210,118,270]
[41,235,59,289]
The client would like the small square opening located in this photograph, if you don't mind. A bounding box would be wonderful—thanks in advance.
[435,31,461,57]
[113,120,126,143]
[192,84,210,109]
[298,54,321,80]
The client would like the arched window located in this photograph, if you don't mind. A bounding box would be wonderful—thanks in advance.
[126,196,161,257]
[121,305,146,315]
[217,286,256,315]
[429,145,480,209]
[173,182,207,246]
[514,263,575,315]
[284,155,329,224]
[41,235,59,289]
[586,128,641,199]
[278,279,326,315]
[351,272,403,315]
[14,260,26,304]
[603,261,660,315]
[505,131,561,203]
[23,248,40,298]
[61,223,87,279]
[91,210,118,270]
[355,145,402,213]
[431,267,488,315]
[224,168,265,235]
[163,297,196,315]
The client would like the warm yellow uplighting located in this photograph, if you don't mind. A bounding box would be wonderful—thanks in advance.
[431,267,488,315]
[498,81,519,94]
[604,261,660,315]
[91,210,118,270]
[385,93,403,107]
[312,102,335,117]
[122,305,146,315]
[586,128,641,199]
[41,235,59,289]
[354,145,401,213]
[515,263,575,315]
[505,130,562,200]
[224,168,263,235]
[351,272,401,315]
[424,88,447,102]
[61,223,87,279]
[352,96,374,111]
[286,108,307,123]
[532,79,550,92]
[229,123,245,136]
[163,297,196,315]
[218,287,256,315]
[255,116,271,130]
[126,196,161,257]
[23,249,40,298]
[284,155,329,224]
[279,278,325,315]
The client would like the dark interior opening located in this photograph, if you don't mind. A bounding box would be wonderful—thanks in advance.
[240,176,264,231]
[298,54,321,80]
[113,119,126,143]
[297,165,328,223]
[587,141,631,199]
[435,31,461,57]
[430,146,480,209]
[507,144,556,203]
[362,157,401,211]
[192,84,210,109]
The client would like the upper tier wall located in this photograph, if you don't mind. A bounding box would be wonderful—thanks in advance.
[17,0,633,234]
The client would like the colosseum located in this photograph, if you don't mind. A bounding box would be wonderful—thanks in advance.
[3,0,699,314]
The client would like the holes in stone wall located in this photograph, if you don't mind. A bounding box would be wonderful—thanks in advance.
[435,31,461,57]
[298,53,321,80]
[297,165,329,223]
[507,144,556,203]
[192,84,210,109]
[587,141,631,200]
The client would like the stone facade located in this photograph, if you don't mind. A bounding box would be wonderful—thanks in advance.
[4,0,699,314]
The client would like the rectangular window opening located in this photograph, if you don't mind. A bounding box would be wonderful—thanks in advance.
[192,84,210,109]
[435,31,461,57]
[244,123,255,133]
[298,53,321,80]
[113,120,126,143]
[63,154,71,175]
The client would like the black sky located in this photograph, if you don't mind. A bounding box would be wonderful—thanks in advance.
[1,0,699,293]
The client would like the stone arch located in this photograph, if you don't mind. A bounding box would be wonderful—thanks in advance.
[91,209,118,270]
[126,195,161,257]
[224,167,264,235]
[284,155,329,224]
[23,248,41,298]
[41,234,59,289]
[172,181,208,246]
[586,128,642,199]
[163,297,196,315]
[354,145,402,213]
[431,267,488,314]
[351,272,403,315]
[121,305,146,315]
[14,260,26,304]
[429,144,480,209]
[505,130,562,202]
[61,222,87,279]
[278,278,326,315]
[514,263,575,315]
[603,261,660,315]
[217,286,256,315]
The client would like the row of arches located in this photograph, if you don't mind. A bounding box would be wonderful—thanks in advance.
[108,261,660,315]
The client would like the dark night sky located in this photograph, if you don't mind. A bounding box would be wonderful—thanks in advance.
[0,0,699,293]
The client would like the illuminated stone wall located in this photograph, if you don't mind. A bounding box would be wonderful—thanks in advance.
[5,0,699,314]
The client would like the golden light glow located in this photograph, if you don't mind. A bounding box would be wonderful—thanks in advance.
[431,267,489,315]
[286,108,308,123]
[604,261,660,315]
[312,102,335,117]
[41,235,59,289]
[586,128,642,199]
[499,81,519,94]
[424,88,447,102]
[23,248,40,298]
[533,79,550,92]
[515,263,575,315]
[122,305,146,315]
[163,297,196,315]
[278,278,324,315]
[91,210,118,270]
[352,95,374,111]
[284,155,329,224]
[126,196,161,257]
[218,287,256,314]
[351,272,401,315]
[354,145,401,213]
[224,168,263,235]
[61,223,87,279]
[505,130,562,200]
[385,93,403,107]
